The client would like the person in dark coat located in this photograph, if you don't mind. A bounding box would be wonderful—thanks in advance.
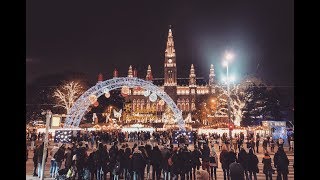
[247,148,259,180]
[118,144,126,179]
[161,145,171,180]
[37,142,48,178]
[109,142,119,179]
[32,144,39,176]
[87,147,97,180]
[229,160,245,180]
[145,143,152,179]
[131,148,146,180]
[75,141,88,180]
[192,145,202,179]
[123,146,132,180]
[262,153,274,180]
[201,144,211,173]
[220,145,230,180]
[64,147,72,170]
[229,149,237,166]
[237,147,249,180]
[151,145,162,180]
[274,147,289,180]
[170,147,180,179]
[179,145,192,180]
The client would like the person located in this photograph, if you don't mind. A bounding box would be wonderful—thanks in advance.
[247,148,259,180]
[49,144,59,178]
[220,145,230,180]
[64,147,73,170]
[209,148,218,180]
[229,159,245,180]
[201,143,211,173]
[54,144,66,178]
[192,145,202,179]
[218,137,222,151]
[255,137,260,153]
[270,138,275,152]
[289,137,294,152]
[87,147,97,180]
[263,138,269,153]
[32,144,39,176]
[131,148,146,180]
[161,144,171,180]
[278,138,284,148]
[94,143,109,180]
[196,169,210,180]
[151,145,162,180]
[37,142,48,178]
[262,152,274,180]
[238,147,249,180]
[274,147,289,180]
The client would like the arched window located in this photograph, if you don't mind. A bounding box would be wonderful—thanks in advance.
[191,102,196,111]
[133,99,136,111]
[141,99,145,110]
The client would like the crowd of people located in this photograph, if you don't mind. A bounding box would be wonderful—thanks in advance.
[28,130,293,180]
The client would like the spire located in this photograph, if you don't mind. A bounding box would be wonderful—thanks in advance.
[113,68,118,78]
[133,68,138,77]
[165,26,176,58]
[146,65,153,81]
[97,73,103,82]
[209,64,215,86]
[189,64,196,86]
[128,65,133,77]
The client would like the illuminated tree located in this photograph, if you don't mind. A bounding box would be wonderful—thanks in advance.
[53,81,85,114]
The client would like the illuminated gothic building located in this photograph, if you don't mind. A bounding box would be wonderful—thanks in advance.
[97,28,219,121]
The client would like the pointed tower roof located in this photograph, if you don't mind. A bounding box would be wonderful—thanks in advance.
[113,68,118,78]
[97,73,103,82]
[146,65,153,81]
[165,26,176,58]
[128,65,133,77]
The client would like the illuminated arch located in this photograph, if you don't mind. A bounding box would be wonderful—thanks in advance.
[64,77,185,130]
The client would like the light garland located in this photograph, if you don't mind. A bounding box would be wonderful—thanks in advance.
[88,94,97,104]
[149,92,157,102]
[143,90,151,97]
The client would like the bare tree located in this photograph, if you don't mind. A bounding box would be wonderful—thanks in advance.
[53,81,85,114]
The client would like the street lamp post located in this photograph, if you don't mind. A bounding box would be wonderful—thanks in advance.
[40,110,52,180]
[223,52,234,138]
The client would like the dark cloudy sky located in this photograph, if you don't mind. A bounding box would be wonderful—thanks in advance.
[26,1,293,88]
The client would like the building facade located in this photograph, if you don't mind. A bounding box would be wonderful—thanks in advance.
[97,28,220,121]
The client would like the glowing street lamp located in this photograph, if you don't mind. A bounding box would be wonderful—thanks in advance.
[222,51,234,138]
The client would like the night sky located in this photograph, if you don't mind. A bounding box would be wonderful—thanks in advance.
[26,1,293,89]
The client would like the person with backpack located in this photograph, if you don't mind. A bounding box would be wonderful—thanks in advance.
[274,147,289,180]
[209,148,218,180]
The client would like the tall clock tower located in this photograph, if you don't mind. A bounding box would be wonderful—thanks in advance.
[164,27,177,103]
